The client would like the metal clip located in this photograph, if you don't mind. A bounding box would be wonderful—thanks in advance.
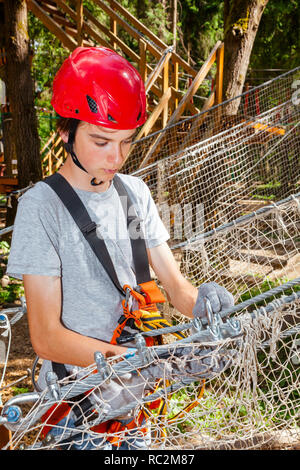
[124,287,131,309]
[225,317,242,337]
[135,333,150,366]
[45,371,61,401]
[94,351,111,383]
[205,299,223,341]
[191,316,204,334]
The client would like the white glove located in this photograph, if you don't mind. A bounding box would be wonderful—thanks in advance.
[193,282,234,319]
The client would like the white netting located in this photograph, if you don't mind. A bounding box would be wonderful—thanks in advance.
[1,288,300,450]
[0,68,300,450]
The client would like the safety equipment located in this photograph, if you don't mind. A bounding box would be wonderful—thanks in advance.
[41,400,148,447]
[110,282,186,346]
[142,378,206,445]
[51,47,147,130]
[41,172,235,447]
[51,47,147,186]
[192,282,234,319]
[91,409,147,448]
[41,172,177,445]
[44,173,185,346]
[141,345,238,382]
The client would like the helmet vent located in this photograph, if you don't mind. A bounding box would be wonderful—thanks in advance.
[107,114,118,123]
[137,111,142,121]
[86,95,98,114]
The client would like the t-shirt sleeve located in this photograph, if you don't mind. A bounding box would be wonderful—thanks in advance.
[6,195,61,280]
[139,180,170,249]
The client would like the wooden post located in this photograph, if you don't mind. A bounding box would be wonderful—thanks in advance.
[136,87,171,141]
[139,39,147,83]
[215,42,224,128]
[162,60,169,127]
[110,0,117,50]
[215,42,224,105]
[76,0,83,46]
[172,58,179,111]
[145,47,172,94]
[27,0,77,51]
[139,41,222,167]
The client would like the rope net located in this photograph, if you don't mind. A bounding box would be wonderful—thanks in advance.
[1,68,300,450]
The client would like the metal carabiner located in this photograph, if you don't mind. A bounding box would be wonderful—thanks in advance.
[205,298,223,341]
[124,287,131,309]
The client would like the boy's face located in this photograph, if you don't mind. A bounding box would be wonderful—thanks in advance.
[61,121,136,183]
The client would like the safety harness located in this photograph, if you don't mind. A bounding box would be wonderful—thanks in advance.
[40,172,188,446]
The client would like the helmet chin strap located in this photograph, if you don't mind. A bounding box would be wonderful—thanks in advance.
[90,177,105,186]
[65,121,104,187]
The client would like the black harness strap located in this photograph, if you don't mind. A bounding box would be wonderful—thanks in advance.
[112,174,151,284]
[45,173,123,296]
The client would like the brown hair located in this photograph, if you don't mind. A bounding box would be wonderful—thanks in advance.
[56,116,81,134]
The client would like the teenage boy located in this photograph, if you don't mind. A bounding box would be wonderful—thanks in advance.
[6,47,234,449]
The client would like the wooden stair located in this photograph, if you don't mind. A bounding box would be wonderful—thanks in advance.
[0,0,224,189]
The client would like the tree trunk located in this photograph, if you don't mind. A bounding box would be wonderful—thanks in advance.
[223,0,269,115]
[171,0,177,51]
[4,0,42,228]
[136,0,148,20]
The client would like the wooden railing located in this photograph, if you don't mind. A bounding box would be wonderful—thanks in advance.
[135,40,224,168]
[41,132,67,176]
[27,1,223,133]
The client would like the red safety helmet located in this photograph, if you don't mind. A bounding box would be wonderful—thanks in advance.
[51,46,147,129]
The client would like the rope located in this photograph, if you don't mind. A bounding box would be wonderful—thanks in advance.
[3,289,299,435]
[172,192,300,249]
[34,289,300,405]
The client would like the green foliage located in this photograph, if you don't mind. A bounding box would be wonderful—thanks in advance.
[28,12,69,148]
[236,276,300,307]
[249,0,300,74]
[12,387,29,396]
[0,282,24,305]
[25,0,300,148]
[0,241,24,305]
[166,385,273,435]
[177,0,224,66]
[0,240,10,255]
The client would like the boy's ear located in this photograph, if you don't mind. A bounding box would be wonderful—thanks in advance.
[59,130,69,144]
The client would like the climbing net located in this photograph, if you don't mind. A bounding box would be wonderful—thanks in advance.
[0,68,300,450]
[1,281,299,450]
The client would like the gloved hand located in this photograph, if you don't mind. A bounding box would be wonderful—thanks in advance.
[192,282,234,320]
[141,344,238,382]
[168,345,238,378]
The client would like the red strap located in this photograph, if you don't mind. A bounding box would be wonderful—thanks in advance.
[41,402,72,438]
[138,281,166,305]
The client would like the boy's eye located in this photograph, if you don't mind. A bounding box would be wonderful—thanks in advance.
[94,139,133,147]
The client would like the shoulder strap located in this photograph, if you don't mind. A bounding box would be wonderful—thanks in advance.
[44,172,124,296]
[43,172,151,294]
[113,174,151,284]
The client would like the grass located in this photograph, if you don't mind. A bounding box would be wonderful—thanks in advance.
[162,385,276,436]
[236,276,300,307]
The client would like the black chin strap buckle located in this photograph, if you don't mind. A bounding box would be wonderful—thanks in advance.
[90,177,104,186]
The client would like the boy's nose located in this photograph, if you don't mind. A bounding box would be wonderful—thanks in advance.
[107,145,125,166]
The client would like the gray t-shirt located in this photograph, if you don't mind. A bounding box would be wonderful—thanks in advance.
[6,173,169,395]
